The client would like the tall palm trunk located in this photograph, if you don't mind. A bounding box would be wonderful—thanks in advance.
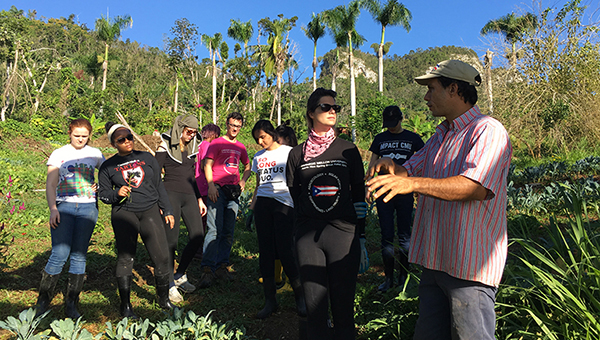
[102,43,109,91]
[348,35,357,142]
[312,42,318,90]
[174,75,179,112]
[377,26,386,93]
[276,72,282,126]
[484,50,494,114]
[211,48,217,124]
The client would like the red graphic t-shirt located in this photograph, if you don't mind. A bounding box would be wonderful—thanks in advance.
[205,137,249,186]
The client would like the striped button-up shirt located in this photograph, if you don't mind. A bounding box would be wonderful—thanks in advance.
[404,106,512,287]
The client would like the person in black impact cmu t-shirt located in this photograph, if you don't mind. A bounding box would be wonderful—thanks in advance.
[368,106,424,292]
[287,88,367,340]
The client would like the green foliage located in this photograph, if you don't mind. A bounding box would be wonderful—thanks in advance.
[401,113,437,142]
[356,92,396,141]
[50,317,100,340]
[498,184,600,339]
[493,0,600,158]
[102,309,250,340]
[30,115,65,140]
[0,308,51,340]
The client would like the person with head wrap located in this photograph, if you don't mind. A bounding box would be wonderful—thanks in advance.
[155,114,207,303]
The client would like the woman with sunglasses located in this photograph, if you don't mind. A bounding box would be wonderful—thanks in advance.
[35,118,105,319]
[155,115,207,303]
[98,122,175,318]
[287,88,367,339]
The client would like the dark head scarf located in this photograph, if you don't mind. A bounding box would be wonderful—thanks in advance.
[160,114,200,163]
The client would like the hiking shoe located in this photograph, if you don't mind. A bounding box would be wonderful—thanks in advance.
[169,286,183,304]
[174,274,196,293]
[198,267,215,289]
[215,264,232,282]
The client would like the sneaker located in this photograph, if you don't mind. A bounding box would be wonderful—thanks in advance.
[169,286,183,304]
[174,274,196,293]
[214,264,232,282]
[198,267,215,289]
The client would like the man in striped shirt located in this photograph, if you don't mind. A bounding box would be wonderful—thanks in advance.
[366,60,512,340]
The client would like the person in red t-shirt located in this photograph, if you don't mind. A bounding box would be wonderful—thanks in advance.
[198,112,251,288]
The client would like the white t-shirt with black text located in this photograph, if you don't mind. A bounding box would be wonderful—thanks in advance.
[251,145,293,207]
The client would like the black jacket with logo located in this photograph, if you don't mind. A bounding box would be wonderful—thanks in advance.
[287,138,365,229]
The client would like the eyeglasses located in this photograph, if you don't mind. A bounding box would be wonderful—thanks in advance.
[183,128,197,136]
[317,103,341,112]
[227,123,242,129]
[116,134,134,144]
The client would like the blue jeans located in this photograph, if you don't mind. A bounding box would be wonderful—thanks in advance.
[44,202,98,275]
[376,193,413,262]
[413,268,498,340]
[201,187,238,271]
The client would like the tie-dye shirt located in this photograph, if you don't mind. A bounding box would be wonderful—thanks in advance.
[47,144,105,203]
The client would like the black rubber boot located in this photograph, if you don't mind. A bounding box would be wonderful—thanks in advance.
[290,277,307,317]
[155,274,174,310]
[65,273,85,319]
[397,252,409,287]
[378,255,395,292]
[256,277,278,319]
[35,271,59,317]
[117,276,138,319]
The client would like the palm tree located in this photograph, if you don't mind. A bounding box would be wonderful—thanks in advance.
[95,13,133,91]
[365,0,411,92]
[201,33,223,123]
[324,1,365,142]
[302,13,326,91]
[480,12,538,68]
[258,14,298,125]
[227,19,254,112]
[227,19,253,59]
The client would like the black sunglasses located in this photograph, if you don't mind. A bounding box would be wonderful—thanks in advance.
[317,103,341,112]
[115,134,134,144]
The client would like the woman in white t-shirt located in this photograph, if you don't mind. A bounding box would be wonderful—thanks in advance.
[35,118,105,319]
[250,120,306,319]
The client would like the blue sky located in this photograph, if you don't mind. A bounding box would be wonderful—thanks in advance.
[8,0,597,78]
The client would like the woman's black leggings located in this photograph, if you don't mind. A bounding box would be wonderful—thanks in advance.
[295,218,360,340]
[111,204,170,278]
[165,191,205,278]
[254,197,298,280]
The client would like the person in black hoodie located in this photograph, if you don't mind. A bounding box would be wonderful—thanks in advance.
[286,88,367,340]
[98,122,175,318]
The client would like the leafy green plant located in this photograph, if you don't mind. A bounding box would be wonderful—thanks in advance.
[50,317,100,340]
[498,179,600,339]
[402,114,437,142]
[0,308,51,340]
[79,113,106,139]
[102,318,131,340]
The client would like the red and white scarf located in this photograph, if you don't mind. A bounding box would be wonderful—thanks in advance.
[304,128,336,161]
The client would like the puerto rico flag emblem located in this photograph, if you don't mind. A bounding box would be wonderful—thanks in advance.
[312,185,338,197]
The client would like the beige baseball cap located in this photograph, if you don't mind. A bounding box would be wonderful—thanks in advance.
[414,60,481,86]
